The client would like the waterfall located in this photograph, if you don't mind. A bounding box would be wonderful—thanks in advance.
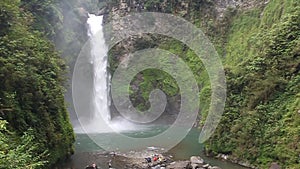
[87,14,111,128]
[75,14,145,133]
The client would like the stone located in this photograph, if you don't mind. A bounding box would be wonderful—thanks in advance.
[166,161,190,169]
[202,164,210,168]
[221,154,228,160]
[152,165,161,169]
[191,163,200,169]
[161,164,167,167]
[208,166,221,169]
[190,156,204,164]
[269,162,281,169]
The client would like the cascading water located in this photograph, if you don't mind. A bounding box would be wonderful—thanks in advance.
[73,14,113,133]
[87,14,111,123]
[80,14,137,133]
[74,13,149,134]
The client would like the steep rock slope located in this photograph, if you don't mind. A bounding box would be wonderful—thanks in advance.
[105,0,300,168]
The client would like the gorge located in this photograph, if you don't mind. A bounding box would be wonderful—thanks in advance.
[0,0,299,169]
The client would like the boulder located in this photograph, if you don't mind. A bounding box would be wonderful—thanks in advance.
[202,164,210,168]
[190,156,204,164]
[166,161,190,169]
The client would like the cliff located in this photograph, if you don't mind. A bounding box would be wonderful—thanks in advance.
[104,0,300,168]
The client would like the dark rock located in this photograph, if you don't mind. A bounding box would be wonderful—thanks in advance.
[161,163,167,167]
[185,162,192,169]
[191,163,200,169]
[202,164,210,169]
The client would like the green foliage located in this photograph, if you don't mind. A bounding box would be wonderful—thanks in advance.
[0,0,20,36]
[144,0,164,11]
[108,36,206,112]
[20,0,63,40]
[106,0,300,167]
[108,0,299,168]
[129,68,180,111]
[0,120,48,169]
[143,0,188,13]
[0,0,74,167]
[206,1,300,168]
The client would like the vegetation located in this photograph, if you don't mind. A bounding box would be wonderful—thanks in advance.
[1,0,299,168]
[0,119,47,169]
[108,0,300,168]
[207,0,300,168]
[0,0,74,168]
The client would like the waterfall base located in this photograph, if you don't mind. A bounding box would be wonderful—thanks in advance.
[74,116,149,134]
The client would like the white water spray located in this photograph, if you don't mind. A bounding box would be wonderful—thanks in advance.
[73,14,112,133]
[75,14,141,133]
[87,14,111,123]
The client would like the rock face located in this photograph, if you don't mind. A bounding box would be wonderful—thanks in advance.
[104,0,271,122]
[214,0,269,15]
[106,0,269,22]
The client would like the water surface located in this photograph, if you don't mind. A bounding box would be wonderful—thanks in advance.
[70,126,249,169]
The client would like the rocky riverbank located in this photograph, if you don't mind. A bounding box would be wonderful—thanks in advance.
[117,154,222,169]
[60,150,223,169]
[82,151,222,169]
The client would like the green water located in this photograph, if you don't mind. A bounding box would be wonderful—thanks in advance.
[72,126,249,169]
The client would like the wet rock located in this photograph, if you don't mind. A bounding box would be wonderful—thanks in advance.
[185,162,192,169]
[190,156,204,164]
[202,164,210,168]
[208,166,221,169]
[191,163,200,169]
[166,161,190,169]
[216,154,230,161]
[238,161,251,168]
[152,165,161,169]
[161,163,167,167]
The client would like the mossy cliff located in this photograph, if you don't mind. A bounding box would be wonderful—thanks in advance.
[105,0,300,168]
